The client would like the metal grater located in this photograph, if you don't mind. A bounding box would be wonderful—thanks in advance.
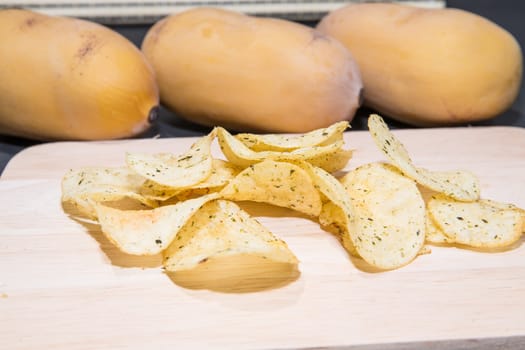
[0,0,445,24]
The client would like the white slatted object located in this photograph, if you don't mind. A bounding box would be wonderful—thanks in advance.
[1,0,445,24]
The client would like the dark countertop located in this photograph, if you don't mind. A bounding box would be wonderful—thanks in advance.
[1,0,524,176]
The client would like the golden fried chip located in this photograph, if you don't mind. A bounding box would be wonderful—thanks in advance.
[94,193,219,255]
[126,129,215,188]
[294,161,359,255]
[236,121,349,151]
[217,127,351,172]
[220,160,322,217]
[428,194,523,249]
[140,159,241,201]
[340,162,426,269]
[163,200,298,272]
[61,167,156,219]
[368,114,480,201]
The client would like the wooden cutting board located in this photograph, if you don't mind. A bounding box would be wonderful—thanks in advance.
[1,126,524,350]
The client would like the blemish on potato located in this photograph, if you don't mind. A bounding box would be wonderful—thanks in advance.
[20,15,43,30]
[77,39,96,60]
[25,17,37,26]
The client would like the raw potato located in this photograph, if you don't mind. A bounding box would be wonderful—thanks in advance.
[142,7,363,132]
[317,3,523,126]
[0,9,159,140]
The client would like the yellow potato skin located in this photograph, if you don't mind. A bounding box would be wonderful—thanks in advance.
[317,3,523,126]
[0,9,159,140]
[142,8,363,132]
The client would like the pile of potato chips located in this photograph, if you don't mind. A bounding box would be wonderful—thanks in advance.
[61,115,525,275]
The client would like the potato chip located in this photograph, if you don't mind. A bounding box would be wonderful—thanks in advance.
[293,161,359,255]
[425,215,453,244]
[477,199,525,233]
[306,147,353,174]
[368,114,480,201]
[319,201,347,232]
[418,245,432,256]
[217,127,351,172]
[94,193,219,255]
[318,201,358,256]
[428,194,523,248]
[139,180,180,202]
[126,129,215,188]
[235,121,349,151]
[61,167,157,219]
[220,159,322,217]
[340,162,426,269]
[140,159,241,201]
[163,200,298,272]
[193,159,241,188]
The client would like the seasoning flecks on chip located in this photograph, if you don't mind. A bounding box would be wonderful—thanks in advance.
[368,114,480,201]
[163,200,298,272]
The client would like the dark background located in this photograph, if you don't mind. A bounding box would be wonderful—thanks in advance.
[1,0,524,175]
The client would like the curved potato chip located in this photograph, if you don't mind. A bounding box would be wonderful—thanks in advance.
[193,159,242,188]
[418,245,432,256]
[235,121,349,151]
[140,180,180,202]
[220,160,322,217]
[293,161,359,255]
[163,200,298,272]
[425,215,453,244]
[319,201,346,230]
[217,127,351,172]
[340,162,426,269]
[61,167,156,219]
[126,129,215,188]
[368,114,480,201]
[477,199,525,233]
[140,159,241,201]
[306,147,353,174]
[95,193,219,255]
[428,194,523,249]
[318,201,359,256]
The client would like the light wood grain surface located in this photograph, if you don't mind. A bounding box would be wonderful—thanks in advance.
[1,126,524,349]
